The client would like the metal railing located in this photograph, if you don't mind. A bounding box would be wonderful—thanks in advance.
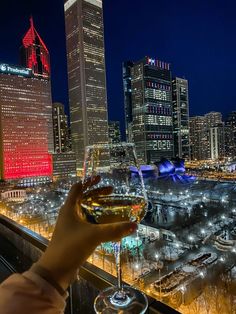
[0,214,181,314]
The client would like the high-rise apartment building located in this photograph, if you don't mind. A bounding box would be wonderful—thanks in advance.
[52,103,70,153]
[225,111,236,158]
[205,111,222,128]
[189,116,208,160]
[20,17,50,78]
[64,0,108,170]
[0,63,53,183]
[123,57,173,164]
[190,112,226,161]
[108,121,121,144]
[172,77,190,160]
[205,112,223,159]
[209,124,225,160]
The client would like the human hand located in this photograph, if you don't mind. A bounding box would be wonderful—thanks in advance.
[35,176,137,291]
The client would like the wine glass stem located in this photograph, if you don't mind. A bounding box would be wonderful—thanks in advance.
[116,241,122,291]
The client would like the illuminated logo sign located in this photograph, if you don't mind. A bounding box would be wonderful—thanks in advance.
[0,63,32,77]
[146,57,170,70]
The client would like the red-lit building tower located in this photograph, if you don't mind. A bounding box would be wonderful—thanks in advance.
[0,18,53,185]
[20,17,50,78]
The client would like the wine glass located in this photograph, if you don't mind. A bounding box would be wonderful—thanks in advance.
[82,143,148,313]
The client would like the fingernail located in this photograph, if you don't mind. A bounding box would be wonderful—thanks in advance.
[129,223,138,233]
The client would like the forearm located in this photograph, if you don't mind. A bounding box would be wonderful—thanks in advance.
[0,270,68,314]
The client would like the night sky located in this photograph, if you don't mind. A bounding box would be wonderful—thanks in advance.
[1,0,236,134]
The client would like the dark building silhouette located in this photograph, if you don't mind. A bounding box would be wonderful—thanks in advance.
[123,61,134,142]
[52,103,71,153]
[172,77,190,160]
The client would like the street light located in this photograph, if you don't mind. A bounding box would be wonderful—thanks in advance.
[219,256,225,263]
[154,253,162,299]
[180,284,186,305]
[200,229,206,236]
[188,235,194,242]
[199,271,205,278]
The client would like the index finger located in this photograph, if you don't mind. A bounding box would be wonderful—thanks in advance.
[83,175,101,191]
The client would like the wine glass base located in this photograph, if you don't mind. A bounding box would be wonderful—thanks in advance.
[94,285,148,313]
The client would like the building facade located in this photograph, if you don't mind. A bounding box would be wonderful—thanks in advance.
[225,111,236,159]
[189,116,208,160]
[0,63,53,182]
[123,61,134,142]
[64,0,108,170]
[124,57,173,164]
[20,17,50,78]
[190,112,226,161]
[52,102,70,153]
[52,153,76,180]
[108,121,121,144]
[172,77,190,160]
[205,111,222,128]
[209,124,225,160]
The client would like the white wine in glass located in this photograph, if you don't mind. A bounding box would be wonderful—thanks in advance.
[82,143,148,314]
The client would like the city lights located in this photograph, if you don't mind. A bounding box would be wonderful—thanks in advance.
[0,1,235,314]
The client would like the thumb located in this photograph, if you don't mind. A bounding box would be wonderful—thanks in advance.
[97,222,138,243]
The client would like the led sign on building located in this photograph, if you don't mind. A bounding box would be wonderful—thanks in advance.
[0,63,31,77]
[146,57,170,70]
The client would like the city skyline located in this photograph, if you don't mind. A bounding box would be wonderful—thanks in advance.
[1,0,236,137]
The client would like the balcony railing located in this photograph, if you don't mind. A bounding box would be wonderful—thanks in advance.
[0,214,181,314]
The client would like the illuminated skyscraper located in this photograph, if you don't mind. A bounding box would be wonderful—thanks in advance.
[209,124,225,160]
[172,77,190,159]
[64,0,108,170]
[189,116,208,160]
[0,63,53,184]
[205,111,222,128]
[108,121,121,144]
[204,112,224,160]
[123,57,173,164]
[190,112,226,161]
[225,111,236,158]
[52,103,70,153]
[20,17,50,78]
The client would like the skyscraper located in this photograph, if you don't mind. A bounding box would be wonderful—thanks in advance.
[205,111,222,127]
[0,63,53,184]
[225,111,236,158]
[209,124,225,160]
[108,121,121,144]
[205,112,223,159]
[172,77,190,160]
[123,61,134,142]
[20,17,50,78]
[64,0,108,170]
[123,57,173,164]
[52,103,70,153]
[189,116,208,160]
[190,112,226,161]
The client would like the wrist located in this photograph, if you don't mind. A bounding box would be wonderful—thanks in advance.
[30,263,68,296]
[34,254,77,291]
